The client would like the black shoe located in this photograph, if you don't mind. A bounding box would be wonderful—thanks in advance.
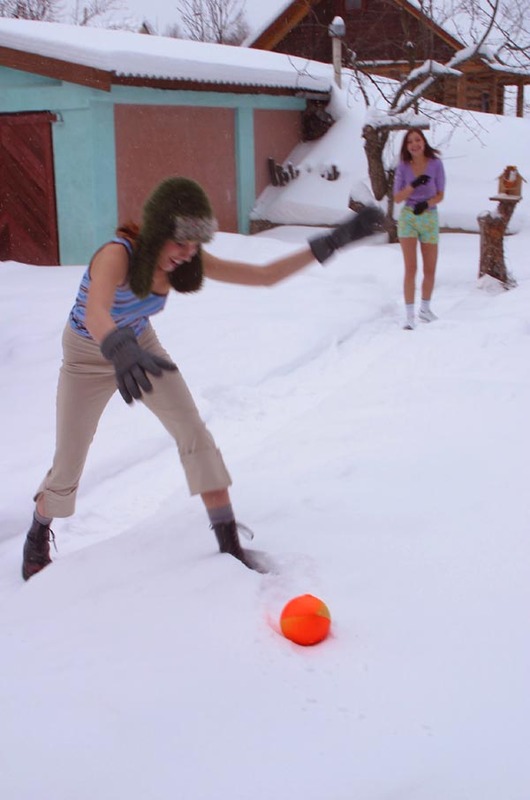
[22,519,55,581]
[212,520,257,570]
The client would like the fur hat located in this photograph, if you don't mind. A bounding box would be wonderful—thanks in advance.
[129,177,218,298]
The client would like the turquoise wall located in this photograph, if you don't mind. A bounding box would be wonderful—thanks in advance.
[0,66,305,265]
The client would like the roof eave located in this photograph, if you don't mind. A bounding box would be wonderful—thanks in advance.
[0,45,112,91]
[388,0,464,52]
[113,74,330,96]
[249,0,321,51]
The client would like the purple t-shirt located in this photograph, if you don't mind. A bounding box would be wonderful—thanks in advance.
[394,158,446,208]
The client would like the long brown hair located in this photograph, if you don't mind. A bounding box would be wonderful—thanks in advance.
[400,128,440,162]
[115,221,140,245]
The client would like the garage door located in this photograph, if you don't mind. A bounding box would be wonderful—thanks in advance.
[0,111,59,265]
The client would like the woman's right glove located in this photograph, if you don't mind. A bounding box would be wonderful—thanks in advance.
[100,327,177,404]
[410,174,430,188]
[309,205,384,264]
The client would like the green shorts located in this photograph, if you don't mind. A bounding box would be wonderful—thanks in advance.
[398,206,439,244]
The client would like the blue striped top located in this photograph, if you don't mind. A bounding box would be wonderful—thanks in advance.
[68,237,168,339]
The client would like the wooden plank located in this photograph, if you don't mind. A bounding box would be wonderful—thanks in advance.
[0,45,112,91]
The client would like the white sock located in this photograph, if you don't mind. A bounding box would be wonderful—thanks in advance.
[420,299,430,313]
[405,303,415,323]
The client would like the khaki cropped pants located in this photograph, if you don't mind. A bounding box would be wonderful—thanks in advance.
[35,323,232,518]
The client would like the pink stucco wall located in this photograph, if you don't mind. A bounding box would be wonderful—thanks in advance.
[115,105,238,232]
[253,109,302,196]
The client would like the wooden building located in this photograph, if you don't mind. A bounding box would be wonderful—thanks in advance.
[249,0,530,118]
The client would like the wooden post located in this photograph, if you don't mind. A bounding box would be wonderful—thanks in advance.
[491,76,499,114]
[456,75,467,110]
[516,83,524,118]
[477,198,519,287]
[332,37,342,88]
[328,17,345,89]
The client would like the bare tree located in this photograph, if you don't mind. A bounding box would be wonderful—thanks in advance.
[176,0,249,45]
[434,0,530,68]
[164,22,185,38]
[0,0,125,25]
[69,0,126,27]
[0,0,57,21]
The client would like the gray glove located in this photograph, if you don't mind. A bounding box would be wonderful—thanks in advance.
[309,206,384,264]
[100,327,177,404]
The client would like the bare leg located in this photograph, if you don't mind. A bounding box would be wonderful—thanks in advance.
[201,488,231,510]
[400,237,418,305]
[35,496,49,518]
[420,242,438,301]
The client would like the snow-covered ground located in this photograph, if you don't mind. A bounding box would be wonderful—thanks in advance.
[2,215,530,798]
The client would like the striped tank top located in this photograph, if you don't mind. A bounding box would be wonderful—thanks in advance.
[69,237,168,339]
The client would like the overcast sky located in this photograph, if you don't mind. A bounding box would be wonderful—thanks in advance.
[95,0,279,36]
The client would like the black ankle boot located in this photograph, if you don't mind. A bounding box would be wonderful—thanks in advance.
[22,519,55,581]
[212,520,251,567]
[211,521,269,573]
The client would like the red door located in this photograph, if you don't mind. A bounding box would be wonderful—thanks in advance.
[0,111,59,265]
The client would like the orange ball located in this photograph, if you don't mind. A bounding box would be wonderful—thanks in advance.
[280,594,331,646]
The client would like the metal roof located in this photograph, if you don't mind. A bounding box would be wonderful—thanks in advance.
[0,18,332,95]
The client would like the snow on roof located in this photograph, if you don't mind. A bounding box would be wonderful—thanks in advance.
[0,18,332,92]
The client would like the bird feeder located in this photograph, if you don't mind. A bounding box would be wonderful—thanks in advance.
[490,165,526,202]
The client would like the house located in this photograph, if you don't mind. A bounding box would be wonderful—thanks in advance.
[0,19,331,265]
[248,0,530,118]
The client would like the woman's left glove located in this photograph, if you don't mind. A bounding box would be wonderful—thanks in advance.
[309,206,384,264]
[100,327,177,404]
[413,201,429,215]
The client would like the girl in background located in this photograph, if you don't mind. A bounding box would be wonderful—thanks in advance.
[394,128,446,330]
